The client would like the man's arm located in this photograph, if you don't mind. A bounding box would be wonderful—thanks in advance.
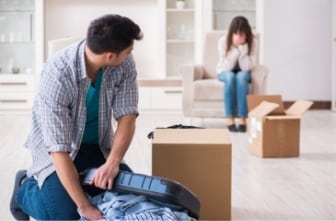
[50,152,103,220]
[91,114,136,190]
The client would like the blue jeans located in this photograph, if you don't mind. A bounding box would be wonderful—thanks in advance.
[16,144,132,220]
[217,71,251,118]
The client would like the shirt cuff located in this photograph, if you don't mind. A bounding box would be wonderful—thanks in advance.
[114,106,139,120]
[47,144,72,152]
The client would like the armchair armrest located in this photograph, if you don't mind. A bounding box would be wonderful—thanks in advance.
[179,64,205,117]
[251,64,269,94]
[180,64,205,81]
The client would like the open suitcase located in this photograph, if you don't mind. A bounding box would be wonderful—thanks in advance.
[81,169,200,219]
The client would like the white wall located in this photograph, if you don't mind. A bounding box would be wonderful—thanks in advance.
[262,0,332,101]
[44,0,159,79]
[332,0,336,109]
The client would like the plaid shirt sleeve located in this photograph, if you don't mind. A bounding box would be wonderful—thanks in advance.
[37,63,74,152]
[112,54,139,120]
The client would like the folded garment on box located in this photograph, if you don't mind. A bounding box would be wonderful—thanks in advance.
[147,124,203,139]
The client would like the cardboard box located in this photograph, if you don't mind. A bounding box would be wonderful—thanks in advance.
[152,128,232,220]
[247,95,313,158]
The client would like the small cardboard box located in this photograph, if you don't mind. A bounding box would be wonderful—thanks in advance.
[152,128,232,220]
[247,95,313,158]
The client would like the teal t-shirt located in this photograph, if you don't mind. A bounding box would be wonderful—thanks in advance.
[81,70,103,144]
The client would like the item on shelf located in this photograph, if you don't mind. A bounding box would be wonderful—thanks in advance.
[176,0,186,10]
[12,67,20,74]
[8,31,14,42]
[167,25,178,39]
[7,58,14,73]
[0,33,5,42]
[17,32,23,42]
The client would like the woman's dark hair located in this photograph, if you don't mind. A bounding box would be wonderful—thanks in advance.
[226,16,253,56]
[87,14,143,54]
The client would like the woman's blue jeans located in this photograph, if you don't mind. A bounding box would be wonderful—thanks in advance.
[217,70,251,118]
[15,144,132,220]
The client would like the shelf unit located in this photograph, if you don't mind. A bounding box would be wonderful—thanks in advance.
[0,0,36,111]
[159,0,202,79]
[154,0,202,111]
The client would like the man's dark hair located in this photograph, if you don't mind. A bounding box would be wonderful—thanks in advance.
[87,14,143,54]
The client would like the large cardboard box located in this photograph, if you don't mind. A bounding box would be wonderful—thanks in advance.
[152,128,232,220]
[247,95,313,158]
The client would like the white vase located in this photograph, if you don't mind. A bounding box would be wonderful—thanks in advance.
[176,1,185,10]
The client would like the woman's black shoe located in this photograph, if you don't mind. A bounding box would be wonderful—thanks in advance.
[227,124,238,132]
[238,124,247,133]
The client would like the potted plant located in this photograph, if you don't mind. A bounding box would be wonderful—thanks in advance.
[176,0,186,10]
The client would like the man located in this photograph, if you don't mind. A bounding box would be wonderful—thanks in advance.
[10,14,143,220]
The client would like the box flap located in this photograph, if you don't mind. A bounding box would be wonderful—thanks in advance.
[266,115,300,120]
[152,128,231,145]
[247,95,285,115]
[248,101,279,118]
[285,100,313,116]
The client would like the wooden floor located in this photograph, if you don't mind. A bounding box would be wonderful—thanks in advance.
[0,110,335,220]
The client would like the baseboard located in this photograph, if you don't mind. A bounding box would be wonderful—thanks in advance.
[283,100,331,110]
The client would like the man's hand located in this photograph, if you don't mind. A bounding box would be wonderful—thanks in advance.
[90,114,136,190]
[90,162,119,190]
[78,204,104,220]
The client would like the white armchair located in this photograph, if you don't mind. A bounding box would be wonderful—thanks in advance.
[180,30,268,119]
[48,36,83,57]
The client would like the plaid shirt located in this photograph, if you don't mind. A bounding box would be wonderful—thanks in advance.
[24,40,139,187]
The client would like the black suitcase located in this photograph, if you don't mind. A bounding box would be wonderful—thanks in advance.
[81,169,200,219]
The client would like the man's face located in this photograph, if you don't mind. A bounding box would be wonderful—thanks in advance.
[107,43,134,67]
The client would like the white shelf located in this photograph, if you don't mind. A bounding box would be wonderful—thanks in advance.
[167,39,194,43]
[0,73,33,76]
[166,8,194,12]
[213,9,255,12]
[0,9,34,13]
[0,41,35,45]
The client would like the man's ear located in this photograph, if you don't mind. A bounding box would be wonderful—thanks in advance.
[105,52,117,62]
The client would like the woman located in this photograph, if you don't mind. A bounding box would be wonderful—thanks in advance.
[217,16,257,132]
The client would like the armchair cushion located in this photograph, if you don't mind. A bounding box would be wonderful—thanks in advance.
[202,31,226,79]
[193,79,223,101]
